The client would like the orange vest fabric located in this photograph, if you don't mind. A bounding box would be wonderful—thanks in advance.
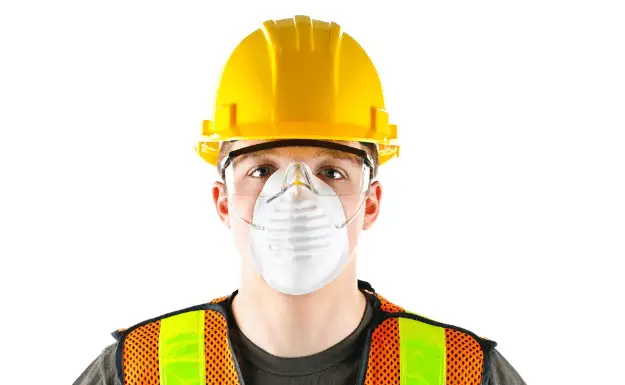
[111,281,497,385]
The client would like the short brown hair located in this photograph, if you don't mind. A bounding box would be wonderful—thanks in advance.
[217,141,379,179]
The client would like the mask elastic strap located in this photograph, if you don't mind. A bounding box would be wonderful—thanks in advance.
[228,200,265,230]
[335,194,367,229]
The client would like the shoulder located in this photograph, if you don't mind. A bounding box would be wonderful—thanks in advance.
[393,311,498,368]
[487,348,527,385]
[73,342,119,385]
[105,298,232,384]
[112,297,231,343]
[373,292,501,384]
[386,306,526,385]
[375,291,498,352]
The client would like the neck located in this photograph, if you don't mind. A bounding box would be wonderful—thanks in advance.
[231,261,366,357]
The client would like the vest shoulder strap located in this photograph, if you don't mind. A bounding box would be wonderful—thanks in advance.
[363,291,497,385]
[112,296,243,385]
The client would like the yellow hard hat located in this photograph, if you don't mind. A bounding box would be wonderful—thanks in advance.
[195,15,399,166]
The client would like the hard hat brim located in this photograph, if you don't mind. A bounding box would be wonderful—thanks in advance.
[195,121,399,167]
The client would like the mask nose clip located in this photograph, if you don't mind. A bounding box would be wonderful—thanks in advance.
[267,162,321,203]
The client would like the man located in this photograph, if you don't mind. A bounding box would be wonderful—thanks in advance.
[74,15,526,385]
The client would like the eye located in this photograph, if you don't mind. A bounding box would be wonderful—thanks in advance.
[248,165,276,178]
[318,167,345,180]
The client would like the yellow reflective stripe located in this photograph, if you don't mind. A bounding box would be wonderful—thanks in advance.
[398,317,447,385]
[159,310,206,385]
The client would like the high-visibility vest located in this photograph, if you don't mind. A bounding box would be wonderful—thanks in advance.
[111,281,497,385]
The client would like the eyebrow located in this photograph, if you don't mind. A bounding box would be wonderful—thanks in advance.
[232,147,361,165]
[231,148,281,166]
[312,148,362,163]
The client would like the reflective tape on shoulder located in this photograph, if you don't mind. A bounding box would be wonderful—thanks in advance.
[159,310,207,385]
[398,317,447,385]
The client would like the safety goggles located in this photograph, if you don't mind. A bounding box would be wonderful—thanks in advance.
[220,140,374,197]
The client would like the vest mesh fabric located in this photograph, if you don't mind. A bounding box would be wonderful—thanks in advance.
[122,320,161,385]
[445,328,484,385]
[120,310,243,385]
[363,294,486,385]
[364,317,401,385]
[204,310,241,385]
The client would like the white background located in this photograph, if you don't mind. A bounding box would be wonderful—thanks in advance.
[1,0,624,384]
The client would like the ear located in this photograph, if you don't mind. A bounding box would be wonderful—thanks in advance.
[362,181,382,230]
[212,181,230,228]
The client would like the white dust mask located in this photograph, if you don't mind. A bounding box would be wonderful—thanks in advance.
[248,163,351,295]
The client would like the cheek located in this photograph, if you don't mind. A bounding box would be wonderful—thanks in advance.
[228,196,257,260]
[347,220,362,254]
[339,194,362,219]
[231,219,250,254]
[339,195,366,252]
[231,195,257,223]
[229,208,254,269]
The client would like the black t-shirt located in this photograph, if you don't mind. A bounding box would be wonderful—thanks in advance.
[73,299,527,385]
[227,296,374,385]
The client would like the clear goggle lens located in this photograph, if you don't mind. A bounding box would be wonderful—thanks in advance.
[222,142,373,198]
